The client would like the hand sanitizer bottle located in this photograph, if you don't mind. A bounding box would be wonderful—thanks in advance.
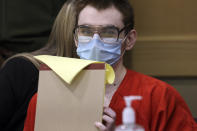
[115,96,145,131]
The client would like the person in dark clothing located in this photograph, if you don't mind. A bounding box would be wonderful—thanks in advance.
[0,58,38,131]
[0,0,67,66]
[0,0,76,130]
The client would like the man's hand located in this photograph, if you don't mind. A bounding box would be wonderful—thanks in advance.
[95,107,116,131]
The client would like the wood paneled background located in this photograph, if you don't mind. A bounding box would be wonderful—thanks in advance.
[125,0,197,76]
[125,0,197,117]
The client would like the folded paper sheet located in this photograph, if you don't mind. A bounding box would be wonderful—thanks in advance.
[34,55,115,84]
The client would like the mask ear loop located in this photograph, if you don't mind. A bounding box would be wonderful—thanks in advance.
[119,34,128,58]
[111,35,128,67]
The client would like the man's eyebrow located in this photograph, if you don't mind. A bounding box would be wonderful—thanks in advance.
[103,25,117,28]
[78,24,117,28]
[78,24,94,26]
[78,24,89,27]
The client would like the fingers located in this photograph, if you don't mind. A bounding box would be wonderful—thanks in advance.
[95,107,116,131]
[103,107,116,120]
[103,114,115,127]
[95,122,107,131]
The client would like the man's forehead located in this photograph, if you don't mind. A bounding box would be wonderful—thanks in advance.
[78,5,124,28]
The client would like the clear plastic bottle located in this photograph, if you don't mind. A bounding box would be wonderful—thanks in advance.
[115,96,145,131]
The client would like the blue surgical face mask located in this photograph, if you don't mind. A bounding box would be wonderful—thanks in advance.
[76,34,122,65]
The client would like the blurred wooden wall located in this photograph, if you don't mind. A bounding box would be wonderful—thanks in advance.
[125,0,197,76]
[125,0,197,117]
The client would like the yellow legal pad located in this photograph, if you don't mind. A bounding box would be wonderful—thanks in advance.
[34,55,115,84]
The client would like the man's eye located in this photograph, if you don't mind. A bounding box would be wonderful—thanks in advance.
[101,30,117,37]
[106,30,116,34]
[80,30,92,35]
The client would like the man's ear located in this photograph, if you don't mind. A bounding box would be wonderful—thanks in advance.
[125,29,137,50]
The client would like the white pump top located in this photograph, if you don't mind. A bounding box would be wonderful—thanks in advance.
[123,96,142,124]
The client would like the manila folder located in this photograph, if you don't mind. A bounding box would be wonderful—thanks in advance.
[34,63,105,131]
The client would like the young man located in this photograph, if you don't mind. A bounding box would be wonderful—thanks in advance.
[73,0,197,130]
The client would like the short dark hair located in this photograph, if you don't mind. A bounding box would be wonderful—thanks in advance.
[75,0,134,34]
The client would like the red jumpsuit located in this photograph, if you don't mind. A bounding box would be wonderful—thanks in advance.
[23,69,197,131]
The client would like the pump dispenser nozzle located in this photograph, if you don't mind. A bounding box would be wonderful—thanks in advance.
[124,96,142,107]
[123,96,142,124]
